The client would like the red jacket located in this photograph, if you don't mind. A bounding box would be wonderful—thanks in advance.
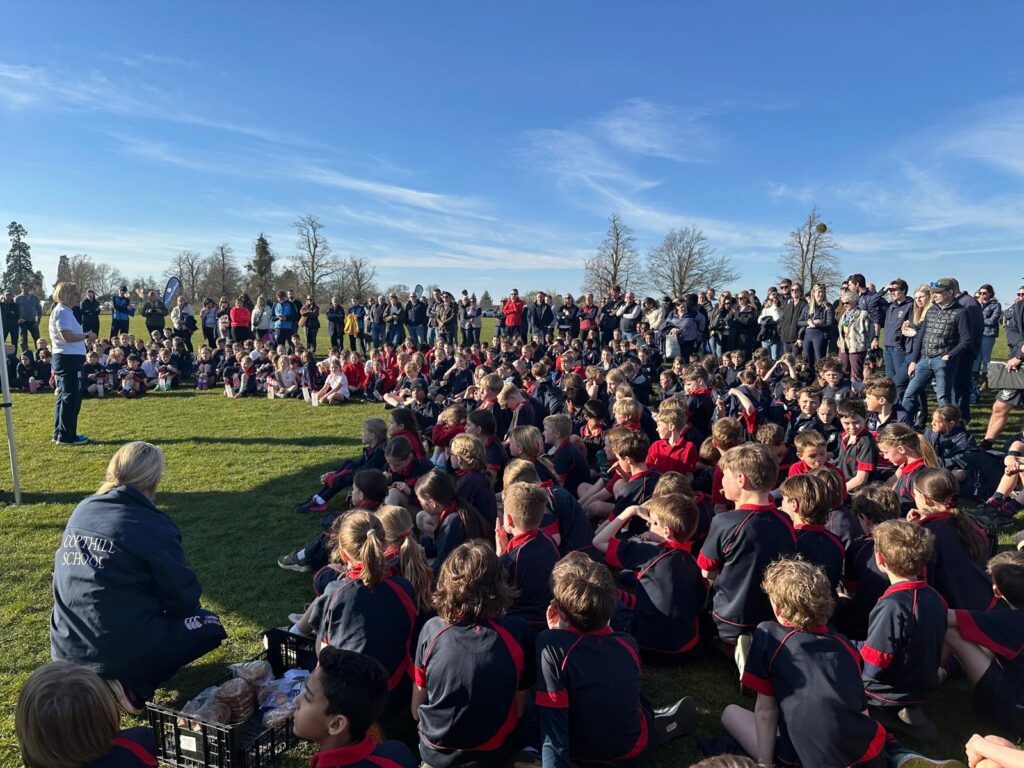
[503,298,525,327]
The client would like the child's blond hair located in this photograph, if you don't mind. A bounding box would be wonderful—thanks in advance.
[711,417,745,451]
[872,520,934,579]
[449,433,486,472]
[502,482,547,530]
[376,504,433,612]
[612,397,642,422]
[719,443,778,493]
[543,413,572,441]
[762,558,835,629]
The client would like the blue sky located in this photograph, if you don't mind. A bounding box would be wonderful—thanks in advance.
[1,2,1023,299]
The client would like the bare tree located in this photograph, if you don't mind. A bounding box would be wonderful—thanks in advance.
[644,226,739,299]
[203,243,242,298]
[333,255,378,302]
[166,249,205,301]
[67,254,98,293]
[292,214,340,301]
[779,208,841,291]
[582,213,641,296]
[93,263,129,297]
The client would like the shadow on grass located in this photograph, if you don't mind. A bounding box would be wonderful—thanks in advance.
[85,436,362,448]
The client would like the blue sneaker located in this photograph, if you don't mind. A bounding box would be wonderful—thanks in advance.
[56,435,89,445]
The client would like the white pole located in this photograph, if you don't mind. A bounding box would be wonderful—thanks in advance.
[0,308,21,505]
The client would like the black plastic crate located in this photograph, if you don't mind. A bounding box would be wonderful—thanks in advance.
[148,629,317,768]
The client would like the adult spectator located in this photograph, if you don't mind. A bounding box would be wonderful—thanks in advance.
[946,276,984,421]
[369,295,386,350]
[728,291,758,357]
[881,279,914,402]
[705,287,718,307]
[110,285,134,338]
[758,294,783,360]
[299,295,320,353]
[48,282,95,445]
[273,290,297,347]
[578,293,598,338]
[79,289,100,337]
[847,273,887,348]
[384,293,405,346]
[666,295,701,360]
[170,295,195,353]
[615,290,642,341]
[977,283,1002,390]
[981,285,1024,450]
[798,283,834,367]
[50,441,227,713]
[598,286,623,346]
[405,292,428,345]
[901,278,971,421]
[556,293,580,339]
[426,287,443,345]
[345,297,366,354]
[14,282,42,354]
[200,298,218,347]
[502,289,525,342]
[0,289,18,347]
[710,296,733,355]
[230,297,252,344]
[777,279,792,305]
[779,283,806,355]
[836,290,872,388]
[326,296,345,351]
[747,287,762,314]
[250,294,274,343]
[140,290,168,338]
[529,291,555,340]
[286,289,301,324]
[462,295,482,346]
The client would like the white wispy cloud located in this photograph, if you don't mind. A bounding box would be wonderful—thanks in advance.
[595,98,720,163]
[939,96,1024,178]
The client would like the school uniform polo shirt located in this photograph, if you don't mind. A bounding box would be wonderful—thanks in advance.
[787,460,848,502]
[390,457,433,491]
[456,469,497,525]
[839,537,890,641]
[391,428,426,460]
[697,504,797,641]
[540,486,593,554]
[482,437,508,481]
[915,512,997,611]
[309,736,417,768]
[741,622,886,767]
[535,627,653,767]
[605,538,705,655]
[795,524,845,591]
[308,570,416,692]
[645,436,698,477]
[892,458,926,513]
[501,530,560,629]
[552,439,590,496]
[415,616,533,768]
[424,503,467,579]
[85,727,157,767]
[861,580,947,706]
[784,413,825,446]
[954,607,1024,690]
[612,468,661,520]
[866,404,913,435]
[837,428,878,482]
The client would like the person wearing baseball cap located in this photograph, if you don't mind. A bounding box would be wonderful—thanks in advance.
[900,278,971,422]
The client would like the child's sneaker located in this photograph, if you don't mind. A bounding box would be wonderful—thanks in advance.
[894,754,966,768]
[277,551,312,573]
[293,499,326,515]
[653,696,698,744]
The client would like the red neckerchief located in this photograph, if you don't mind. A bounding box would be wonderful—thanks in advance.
[346,563,365,581]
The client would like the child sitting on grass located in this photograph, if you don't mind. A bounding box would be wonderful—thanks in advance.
[292,647,417,768]
[413,542,532,768]
[16,662,158,768]
[780,473,844,592]
[535,552,697,767]
[414,469,488,580]
[860,519,946,740]
[878,423,938,513]
[593,493,706,664]
[722,558,886,768]
[449,433,497,526]
[293,418,388,515]
[945,550,1024,738]
[837,398,877,493]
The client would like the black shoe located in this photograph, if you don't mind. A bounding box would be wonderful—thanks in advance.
[293,499,323,514]
[277,551,312,573]
[897,706,939,741]
[653,696,698,744]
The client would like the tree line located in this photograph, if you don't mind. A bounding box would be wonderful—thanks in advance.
[580,207,842,299]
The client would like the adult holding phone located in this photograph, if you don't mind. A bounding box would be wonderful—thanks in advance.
[49,282,96,445]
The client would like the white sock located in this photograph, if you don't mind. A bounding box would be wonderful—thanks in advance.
[312,495,325,506]
[296,548,306,560]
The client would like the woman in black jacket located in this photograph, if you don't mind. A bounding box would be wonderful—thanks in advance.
[326,297,345,351]
[728,291,758,356]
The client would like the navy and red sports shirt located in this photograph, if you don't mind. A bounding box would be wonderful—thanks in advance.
[741,621,886,767]
[308,571,416,692]
[535,626,653,767]
[795,524,845,592]
[309,736,417,768]
[861,580,947,706]
[552,439,590,497]
[915,511,997,611]
[837,537,891,640]
[837,428,878,483]
[606,538,705,656]
[501,530,560,630]
[612,469,661,535]
[954,607,1024,690]
[85,727,157,767]
[685,389,714,438]
[456,468,497,526]
[697,503,797,641]
[539,486,593,555]
[892,458,926,513]
[414,615,533,768]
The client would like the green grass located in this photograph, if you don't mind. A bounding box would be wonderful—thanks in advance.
[0,316,1017,767]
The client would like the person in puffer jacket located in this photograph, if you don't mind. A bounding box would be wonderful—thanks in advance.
[50,441,226,713]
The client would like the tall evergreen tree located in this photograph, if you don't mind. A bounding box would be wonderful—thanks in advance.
[480,290,493,307]
[4,221,38,290]
[246,233,276,297]
[54,254,72,288]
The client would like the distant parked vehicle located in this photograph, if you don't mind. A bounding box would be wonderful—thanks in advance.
[102,301,113,312]
[481,308,496,318]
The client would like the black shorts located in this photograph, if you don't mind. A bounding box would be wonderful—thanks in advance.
[974,662,1024,735]
[997,389,1024,407]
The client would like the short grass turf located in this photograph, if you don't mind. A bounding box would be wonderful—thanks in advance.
[0,317,1019,767]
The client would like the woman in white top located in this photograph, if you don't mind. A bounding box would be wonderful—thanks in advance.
[250,295,275,341]
[49,282,96,445]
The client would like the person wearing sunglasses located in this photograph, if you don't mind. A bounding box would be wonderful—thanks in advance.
[900,278,971,422]
[980,285,1024,451]
[976,284,1002,391]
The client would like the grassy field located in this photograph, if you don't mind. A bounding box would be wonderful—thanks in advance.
[0,315,1017,767]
